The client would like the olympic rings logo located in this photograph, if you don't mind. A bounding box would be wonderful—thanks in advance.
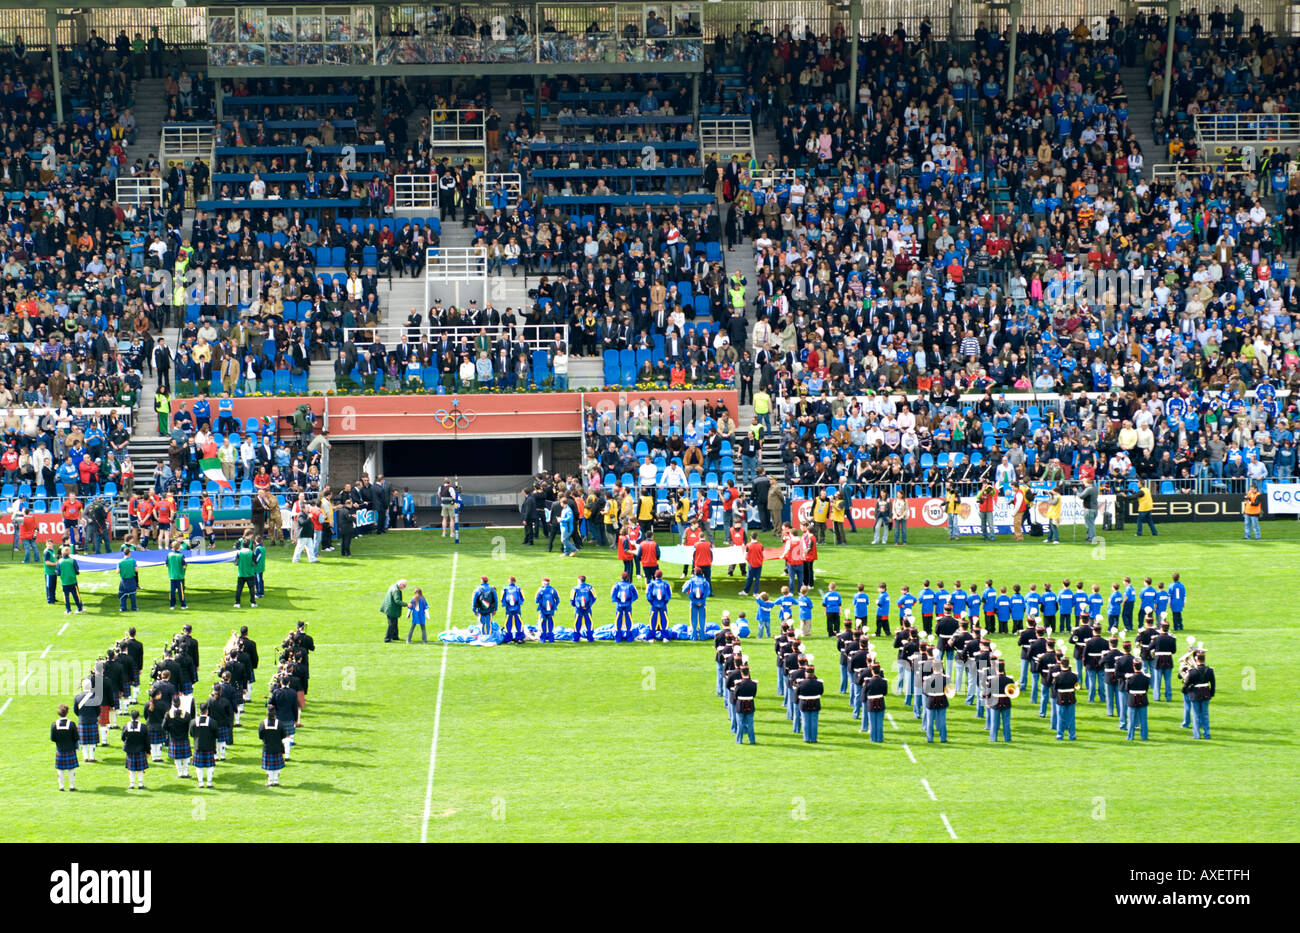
[433,407,478,430]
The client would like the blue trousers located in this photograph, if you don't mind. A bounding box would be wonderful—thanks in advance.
[1106,679,1119,716]
[119,588,138,612]
[864,709,884,741]
[573,612,593,641]
[989,707,1011,741]
[1056,703,1076,739]
[726,694,735,731]
[649,609,668,640]
[1085,668,1101,702]
[46,575,57,604]
[786,564,802,593]
[912,688,923,720]
[735,712,755,744]
[1243,514,1261,539]
[850,679,862,718]
[716,662,725,697]
[62,584,82,612]
[800,709,819,742]
[169,579,186,608]
[1155,665,1172,700]
[1127,704,1148,739]
[1030,671,1040,703]
[1135,514,1157,535]
[743,565,762,594]
[925,706,947,742]
[1191,700,1211,739]
[1182,693,1192,727]
[839,664,848,693]
[615,608,633,641]
[690,604,706,640]
[1117,689,1129,729]
[504,612,524,641]
[539,614,554,641]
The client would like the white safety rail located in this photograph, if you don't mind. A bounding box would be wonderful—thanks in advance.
[479,172,522,211]
[160,123,217,160]
[1151,162,1249,181]
[342,322,568,353]
[424,245,488,311]
[393,173,437,211]
[428,108,487,170]
[114,176,163,207]
[1194,112,1300,150]
[746,169,797,192]
[699,117,755,160]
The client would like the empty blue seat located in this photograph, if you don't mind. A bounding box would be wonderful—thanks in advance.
[274,371,291,393]
[693,294,711,318]
[330,246,345,266]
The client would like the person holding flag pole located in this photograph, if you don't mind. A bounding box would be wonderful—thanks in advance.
[199,442,234,496]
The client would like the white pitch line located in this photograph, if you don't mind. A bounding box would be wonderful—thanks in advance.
[0,698,11,716]
[902,742,917,764]
[420,551,458,844]
[939,813,958,840]
[39,644,52,660]
[886,712,899,730]
[57,622,69,636]
[921,778,937,801]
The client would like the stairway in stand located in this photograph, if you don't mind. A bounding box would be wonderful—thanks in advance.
[125,77,169,165]
[1120,67,1158,179]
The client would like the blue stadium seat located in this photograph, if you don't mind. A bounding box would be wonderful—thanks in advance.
[330,246,345,267]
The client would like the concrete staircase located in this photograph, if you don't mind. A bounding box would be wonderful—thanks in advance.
[126,77,168,165]
[1120,67,1158,178]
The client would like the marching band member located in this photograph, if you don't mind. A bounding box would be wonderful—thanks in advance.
[259,703,288,786]
[51,704,79,790]
[73,678,100,762]
[1083,624,1109,702]
[861,663,888,742]
[1182,648,1216,740]
[1125,659,1151,741]
[122,709,150,790]
[921,663,951,743]
[733,664,758,745]
[1151,621,1178,701]
[163,695,193,778]
[190,702,218,787]
[794,660,823,743]
[989,661,1016,742]
[1052,658,1079,741]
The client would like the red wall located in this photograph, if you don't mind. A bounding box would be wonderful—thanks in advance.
[172,390,738,439]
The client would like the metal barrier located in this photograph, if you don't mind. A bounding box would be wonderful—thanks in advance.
[699,117,755,160]
[429,109,486,146]
[480,172,522,210]
[160,123,217,160]
[1194,112,1300,150]
[342,322,567,352]
[424,245,488,310]
[393,174,437,211]
[114,176,163,207]
[1151,162,1247,181]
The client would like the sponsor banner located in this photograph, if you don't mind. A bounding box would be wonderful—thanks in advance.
[1265,483,1300,515]
[0,513,68,545]
[354,508,377,528]
[1119,493,1244,523]
[792,496,1097,534]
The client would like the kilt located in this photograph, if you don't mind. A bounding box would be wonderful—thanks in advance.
[215,725,232,743]
[148,727,165,745]
[55,750,79,770]
[98,705,111,726]
[193,750,215,768]
[261,750,284,772]
[167,737,191,760]
[78,723,99,745]
[125,751,149,772]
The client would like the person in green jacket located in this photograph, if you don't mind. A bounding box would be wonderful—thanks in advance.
[43,542,59,604]
[234,539,258,608]
[155,387,171,436]
[118,545,139,612]
[252,536,267,599]
[380,579,408,643]
[57,545,83,613]
[166,540,187,610]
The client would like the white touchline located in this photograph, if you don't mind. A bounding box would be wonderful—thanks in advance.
[39,644,52,660]
[902,742,917,764]
[0,698,11,716]
[57,623,69,637]
[420,550,458,844]
[885,712,899,730]
[939,813,958,840]
[921,778,937,801]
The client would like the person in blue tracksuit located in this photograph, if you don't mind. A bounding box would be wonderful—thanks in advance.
[1107,583,1124,630]
[401,489,416,527]
[852,584,872,630]
[501,577,526,643]
[918,581,936,633]
[570,575,596,642]
[874,583,891,636]
[1058,582,1075,627]
[1154,581,1171,622]
[1009,585,1026,631]
[1138,577,1157,620]
[981,581,998,630]
[897,586,917,627]
[1121,577,1136,630]
[995,588,1012,633]
[822,581,842,638]
[796,586,813,632]
[774,586,798,626]
[1169,572,1187,630]
[646,570,672,642]
[754,592,774,638]
[611,573,639,642]
[472,576,498,635]
[535,577,560,643]
[682,569,711,641]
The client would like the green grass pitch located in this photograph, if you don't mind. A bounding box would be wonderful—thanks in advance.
[0,521,1297,843]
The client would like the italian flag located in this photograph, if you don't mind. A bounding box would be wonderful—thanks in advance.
[200,457,232,492]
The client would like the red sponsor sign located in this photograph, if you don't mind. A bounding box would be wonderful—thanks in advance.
[791,497,952,529]
[0,513,68,545]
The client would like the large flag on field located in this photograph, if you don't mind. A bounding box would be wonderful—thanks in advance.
[200,457,232,491]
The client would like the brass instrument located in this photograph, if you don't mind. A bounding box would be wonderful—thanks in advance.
[943,684,957,699]
[1005,682,1021,699]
